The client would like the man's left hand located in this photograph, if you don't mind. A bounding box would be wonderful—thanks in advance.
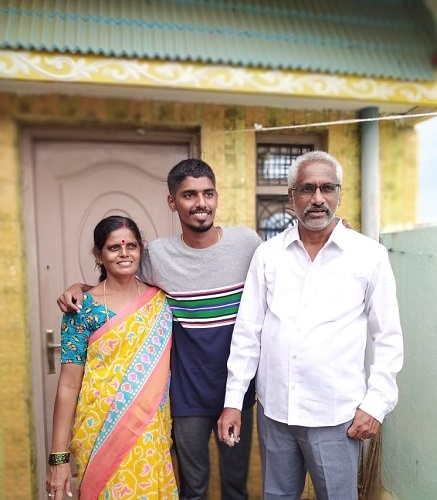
[217,407,241,447]
[347,408,381,441]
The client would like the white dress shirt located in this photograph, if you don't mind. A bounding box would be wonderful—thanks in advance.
[224,219,403,426]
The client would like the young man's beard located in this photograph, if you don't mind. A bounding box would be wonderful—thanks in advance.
[186,222,214,233]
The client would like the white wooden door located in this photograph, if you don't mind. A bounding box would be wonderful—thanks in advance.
[24,131,196,499]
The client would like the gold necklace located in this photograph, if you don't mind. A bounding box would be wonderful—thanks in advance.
[103,278,141,321]
[181,227,221,247]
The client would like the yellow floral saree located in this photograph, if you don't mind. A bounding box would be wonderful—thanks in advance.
[70,287,178,500]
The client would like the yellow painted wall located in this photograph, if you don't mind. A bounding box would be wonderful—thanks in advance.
[0,92,417,499]
[0,98,35,499]
[380,121,418,230]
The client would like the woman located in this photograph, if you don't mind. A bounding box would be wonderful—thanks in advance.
[46,216,178,500]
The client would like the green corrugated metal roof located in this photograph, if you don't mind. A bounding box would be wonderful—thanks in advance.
[1,0,437,81]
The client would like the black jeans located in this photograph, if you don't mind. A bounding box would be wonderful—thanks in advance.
[172,407,253,500]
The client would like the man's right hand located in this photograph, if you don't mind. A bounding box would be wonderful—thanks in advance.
[57,283,91,313]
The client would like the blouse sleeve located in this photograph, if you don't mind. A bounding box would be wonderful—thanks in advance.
[60,292,113,364]
[60,292,107,364]
[60,308,92,365]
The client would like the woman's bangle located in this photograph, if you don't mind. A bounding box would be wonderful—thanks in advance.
[48,452,70,466]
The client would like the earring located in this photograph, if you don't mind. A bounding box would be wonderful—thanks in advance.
[94,259,102,270]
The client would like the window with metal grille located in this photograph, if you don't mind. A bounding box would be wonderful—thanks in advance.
[256,141,318,240]
[257,143,314,186]
[257,195,298,240]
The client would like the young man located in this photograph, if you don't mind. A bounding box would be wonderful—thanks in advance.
[58,159,262,499]
[218,151,404,500]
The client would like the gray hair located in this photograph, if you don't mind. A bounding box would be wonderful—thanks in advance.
[288,151,343,188]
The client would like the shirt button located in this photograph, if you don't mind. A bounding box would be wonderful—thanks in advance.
[292,355,297,359]
[291,386,296,391]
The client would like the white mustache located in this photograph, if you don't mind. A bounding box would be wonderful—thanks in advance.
[303,204,331,216]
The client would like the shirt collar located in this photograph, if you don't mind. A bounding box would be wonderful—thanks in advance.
[283,217,348,250]
[283,222,300,247]
[328,218,349,251]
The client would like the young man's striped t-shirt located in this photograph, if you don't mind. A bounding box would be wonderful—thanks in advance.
[141,226,261,417]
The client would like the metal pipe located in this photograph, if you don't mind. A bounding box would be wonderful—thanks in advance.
[360,107,380,240]
[359,107,381,476]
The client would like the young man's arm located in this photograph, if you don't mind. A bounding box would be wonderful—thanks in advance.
[57,249,152,313]
[57,284,92,313]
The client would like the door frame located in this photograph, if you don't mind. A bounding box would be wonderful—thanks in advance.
[21,126,199,499]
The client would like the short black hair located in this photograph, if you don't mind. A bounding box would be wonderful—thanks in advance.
[167,159,216,196]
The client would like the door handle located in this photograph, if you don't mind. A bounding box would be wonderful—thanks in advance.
[46,329,61,374]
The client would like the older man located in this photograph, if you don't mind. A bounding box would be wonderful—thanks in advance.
[218,151,403,500]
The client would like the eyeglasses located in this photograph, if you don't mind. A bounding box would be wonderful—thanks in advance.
[290,183,341,196]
